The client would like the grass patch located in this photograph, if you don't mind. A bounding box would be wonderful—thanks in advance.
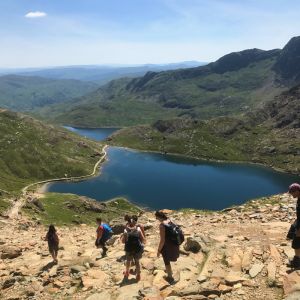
[199,252,209,272]
[21,193,142,227]
[0,197,11,213]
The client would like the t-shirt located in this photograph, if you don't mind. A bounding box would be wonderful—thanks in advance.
[296,198,300,230]
[96,224,104,237]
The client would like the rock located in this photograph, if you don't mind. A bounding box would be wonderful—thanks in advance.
[184,236,209,253]
[267,262,276,286]
[197,276,206,283]
[86,292,111,300]
[106,236,119,246]
[225,276,247,285]
[283,292,300,300]
[189,252,204,264]
[144,222,154,230]
[270,244,281,263]
[116,282,143,300]
[2,277,16,289]
[0,246,22,259]
[81,269,110,288]
[179,284,201,296]
[63,202,76,210]
[218,284,232,293]
[211,235,228,243]
[241,247,253,271]
[109,218,126,234]
[71,265,86,273]
[290,283,300,294]
[249,263,264,278]
[32,199,45,211]
[139,286,160,297]
[199,281,221,296]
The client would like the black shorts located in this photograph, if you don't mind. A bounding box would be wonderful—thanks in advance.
[95,237,106,247]
[292,234,300,249]
[161,245,170,266]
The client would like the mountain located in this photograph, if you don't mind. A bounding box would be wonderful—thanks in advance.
[0,107,103,191]
[0,75,99,111]
[0,62,207,82]
[105,80,300,176]
[26,36,300,127]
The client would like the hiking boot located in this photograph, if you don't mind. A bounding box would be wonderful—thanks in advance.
[123,271,130,277]
[165,276,174,283]
[287,256,300,268]
[136,274,141,281]
[102,246,108,256]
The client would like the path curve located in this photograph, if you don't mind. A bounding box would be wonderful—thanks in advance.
[7,145,109,219]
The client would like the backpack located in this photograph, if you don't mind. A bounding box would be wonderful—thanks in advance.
[125,228,142,253]
[163,220,184,246]
[102,223,113,241]
[48,233,58,246]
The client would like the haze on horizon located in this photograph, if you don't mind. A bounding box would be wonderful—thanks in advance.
[1,0,300,68]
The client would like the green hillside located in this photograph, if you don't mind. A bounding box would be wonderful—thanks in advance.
[0,108,103,192]
[0,75,99,111]
[105,81,300,176]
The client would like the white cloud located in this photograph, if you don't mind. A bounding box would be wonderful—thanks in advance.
[25,12,47,18]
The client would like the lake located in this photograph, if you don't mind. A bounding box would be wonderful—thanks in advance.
[63,126,122,140]
[48,128,300,211]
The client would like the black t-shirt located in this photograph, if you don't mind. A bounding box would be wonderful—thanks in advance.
[296,198,300,230]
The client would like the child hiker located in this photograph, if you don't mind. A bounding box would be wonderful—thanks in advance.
[121,215,146,280]
[41,224,59,263]
[95,217,112,257]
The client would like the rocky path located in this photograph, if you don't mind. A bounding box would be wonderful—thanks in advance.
[0,193,300,300]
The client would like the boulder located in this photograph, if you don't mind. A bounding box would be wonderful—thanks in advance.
[86,292,111,300]
[184,236,208,253]
[249,263,264,278]
[32,199,45,211]
[109,218,126,234]
[179,284,201,296]
[267,262,276,287]
[0,246,22,259]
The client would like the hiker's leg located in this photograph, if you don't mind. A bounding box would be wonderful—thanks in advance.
[166,264,172,277]
[126,260,131,273]
[135,259,140,276]
[295,248,300,256]
[54,249,58,261]
[50,250,55,260]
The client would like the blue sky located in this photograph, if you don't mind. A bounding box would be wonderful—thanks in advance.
[0,0,300,68]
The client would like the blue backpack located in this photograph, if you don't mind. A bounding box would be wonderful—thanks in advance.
[102,223,113,241]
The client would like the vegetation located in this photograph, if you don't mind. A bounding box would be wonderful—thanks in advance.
[0,108,104,192]
[20,193,141,227]
[26,41,300,127]
[106,80,300,176]
[0,75,99,111]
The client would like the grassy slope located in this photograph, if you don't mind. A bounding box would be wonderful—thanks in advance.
[21,194,141,227]
[105,81,300,176]
[0,75,99,111]
[0,108,104,192]
[27,56,285,127]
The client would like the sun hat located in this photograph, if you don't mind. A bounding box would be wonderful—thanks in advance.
[288,183,300,194]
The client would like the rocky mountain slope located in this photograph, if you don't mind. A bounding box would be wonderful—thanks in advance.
[0,75,99,112]
[0,108,103,192]
[105,80,300,176]
[28,36,300,127]
[0,192,299,299]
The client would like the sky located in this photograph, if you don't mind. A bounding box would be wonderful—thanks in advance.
[0,0,300,68]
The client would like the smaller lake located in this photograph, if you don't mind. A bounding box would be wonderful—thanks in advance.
[63,126,121,140]
[48,147,300,211]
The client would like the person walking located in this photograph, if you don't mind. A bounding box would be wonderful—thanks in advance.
[41,224,59,263]
[121,215,145,280]
[287,183,300,268]
[155,210,180,282]
[95,217,109,256]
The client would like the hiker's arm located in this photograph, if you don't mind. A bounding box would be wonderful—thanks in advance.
[140,225,146,243]
[55,233,59,244]
[97,228,103,242]
[41,233,48,241]
[121,231,127,244]
[140,230,146,245]
[157,224,165,257]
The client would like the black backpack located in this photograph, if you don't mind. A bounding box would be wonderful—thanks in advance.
[48,233,58,246]
[163,220,184,246]
[125,228,142,253]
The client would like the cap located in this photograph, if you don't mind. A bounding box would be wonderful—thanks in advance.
[288,183,300,194]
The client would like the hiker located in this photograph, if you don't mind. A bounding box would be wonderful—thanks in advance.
[95,217,111,256]
[121,215,146,280]
[124,213,146,243]
[41,224,59,263]
[155,210,180,282]
[287,183,300,268]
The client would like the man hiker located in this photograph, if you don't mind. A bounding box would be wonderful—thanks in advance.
[287,183,300,268]
[95,217,110,256]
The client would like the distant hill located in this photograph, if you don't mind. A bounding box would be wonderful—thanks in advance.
[0,107,103,191]
[27,36,300,127]
[0,75,99,111]
[0,62,207,82]
[105,80,300,176]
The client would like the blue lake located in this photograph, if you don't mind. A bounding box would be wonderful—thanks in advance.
[48,128,300,211]
[63,126,121,140]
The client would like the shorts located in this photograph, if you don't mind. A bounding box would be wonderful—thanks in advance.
[125,249,143,261]
[292,234,300,249]
[49,245,59,254]
[95,237,106,247]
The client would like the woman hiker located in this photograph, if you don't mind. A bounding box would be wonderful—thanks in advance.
[41,224,59,263]
[121,215,146,280]
[287,183,300,268]
[155,210,180,282]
